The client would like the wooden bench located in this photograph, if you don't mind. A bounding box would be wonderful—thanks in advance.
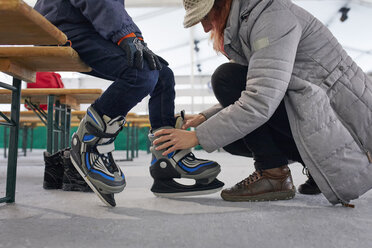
[0,0,91,82]
[1,111,145,161]
[1,111,78,158]
[0,0,91,204]
[0,88,101,108]
[0,47,90,82]
[0,88,101,154]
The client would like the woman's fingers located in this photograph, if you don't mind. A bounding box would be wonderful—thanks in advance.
[154,128,173,137]
[155,139,175,151]
[152,134,168,145]
[182,121,192,130]
[154,134,179,155]
[182,119,198,129]
[162,146,177,156]
[183,114,207,129]
[183,114,197,120]
[152,129,198,156]
[153,129,176,151]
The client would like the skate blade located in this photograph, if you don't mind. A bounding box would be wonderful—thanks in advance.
[70,156,115,207]
[153,186,223,198]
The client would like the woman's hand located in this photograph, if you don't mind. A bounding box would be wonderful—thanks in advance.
[153,129,199,156]
[182,114,206,130]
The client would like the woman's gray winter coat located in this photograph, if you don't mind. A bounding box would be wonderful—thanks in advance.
[196,0,372,205]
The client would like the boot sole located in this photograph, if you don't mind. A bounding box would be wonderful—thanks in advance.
[221,190,296,202]
[70,154,116,207]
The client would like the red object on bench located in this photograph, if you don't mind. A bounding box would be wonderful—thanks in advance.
[26,72,65,110]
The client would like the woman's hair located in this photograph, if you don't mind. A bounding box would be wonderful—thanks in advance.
[210,0,233,53]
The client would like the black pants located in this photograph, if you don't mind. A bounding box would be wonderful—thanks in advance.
[211,63,304,170]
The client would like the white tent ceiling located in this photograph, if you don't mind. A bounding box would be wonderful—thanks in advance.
[23,0,372,75]
[128,0,372,75]
[23,0,372,7]
[24,0,183,7]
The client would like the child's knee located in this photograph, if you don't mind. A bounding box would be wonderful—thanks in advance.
[159,66,175,88]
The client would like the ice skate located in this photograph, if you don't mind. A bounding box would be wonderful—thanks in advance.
[148,111,224,197]
[70,106,126,206]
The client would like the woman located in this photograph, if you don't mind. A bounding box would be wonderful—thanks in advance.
[153,0,372,206]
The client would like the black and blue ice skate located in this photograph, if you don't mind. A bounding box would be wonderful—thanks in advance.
[70,106,126,207]
[148,112,224,197]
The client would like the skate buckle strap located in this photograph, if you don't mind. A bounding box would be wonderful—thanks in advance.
[85,122,121,139]
[96,142,115,154]
[175,110,185,129]
[172,148,191,162]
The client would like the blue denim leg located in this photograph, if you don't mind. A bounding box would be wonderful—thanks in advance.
[149,66,176,129]
[63,28,175,128]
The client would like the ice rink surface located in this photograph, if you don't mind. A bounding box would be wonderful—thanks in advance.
[1,149,371,248]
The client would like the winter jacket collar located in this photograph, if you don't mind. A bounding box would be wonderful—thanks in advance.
[223,0,274,65]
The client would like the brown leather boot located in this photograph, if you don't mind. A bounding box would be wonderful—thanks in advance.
[221,165,295,202]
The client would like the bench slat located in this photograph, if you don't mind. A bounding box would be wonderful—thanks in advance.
[0,88,102,106]
[0,46,91,71]
[0,47,91,82]
[0,58,36,82]
[0,0,67,45]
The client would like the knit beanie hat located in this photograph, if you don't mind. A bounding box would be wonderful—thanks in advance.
[183,0,215,28]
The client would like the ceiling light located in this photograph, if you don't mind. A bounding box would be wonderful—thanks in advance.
[339,7,350,22]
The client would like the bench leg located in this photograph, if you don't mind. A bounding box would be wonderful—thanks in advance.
[135,126,139,158]
[5,78,21,203]
[54,100,60,153]
[47,95,54,154]
[59,104,71,149]
[66,108,71,147]
[21,127,28,156]
[60,104,67,149]
[115,122,133,162]
[146,127,151,154]
[30,127,34,152]
[126,123,130,160]
[3,126,7,158]
[131,124,135,159]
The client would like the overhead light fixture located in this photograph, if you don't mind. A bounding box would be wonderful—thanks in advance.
[339,7,350,22]
[194,40,200,53]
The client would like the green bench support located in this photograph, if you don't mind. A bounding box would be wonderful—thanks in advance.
[0,78,21,204]
[26,95,72,154]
